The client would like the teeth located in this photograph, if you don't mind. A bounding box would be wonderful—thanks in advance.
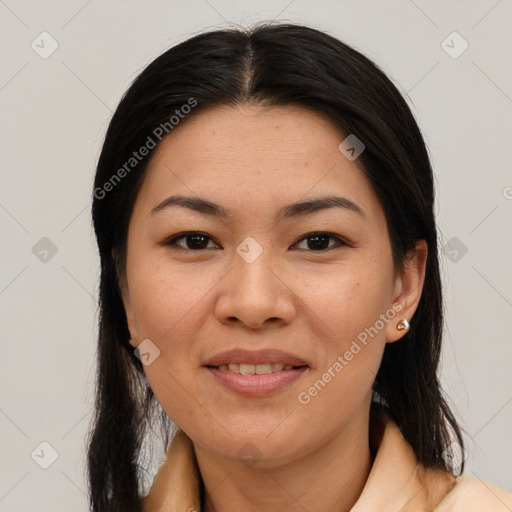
[256,363,272,374]
[239,363,255,375]
[217,362,298,374]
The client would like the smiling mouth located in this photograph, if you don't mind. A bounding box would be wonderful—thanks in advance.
[206,363,308,375]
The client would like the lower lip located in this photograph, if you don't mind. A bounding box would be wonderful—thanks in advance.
[205,366,308,397]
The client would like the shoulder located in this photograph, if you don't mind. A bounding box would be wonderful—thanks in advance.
[434,475,512,511]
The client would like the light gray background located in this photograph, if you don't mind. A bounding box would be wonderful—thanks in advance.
[1,0,511,510]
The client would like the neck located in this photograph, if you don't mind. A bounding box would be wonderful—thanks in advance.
[195,400,373,512]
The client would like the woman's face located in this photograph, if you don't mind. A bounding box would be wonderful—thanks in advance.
[122,104,425,466]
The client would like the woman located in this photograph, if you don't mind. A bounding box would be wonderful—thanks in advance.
[87,23,512,511]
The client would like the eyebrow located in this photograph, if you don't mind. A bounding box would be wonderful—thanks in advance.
[150,194,365,220]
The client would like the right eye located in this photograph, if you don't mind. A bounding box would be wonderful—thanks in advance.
[163,232,220,252]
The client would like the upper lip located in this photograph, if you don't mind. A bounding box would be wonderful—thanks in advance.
[204,348,309,367]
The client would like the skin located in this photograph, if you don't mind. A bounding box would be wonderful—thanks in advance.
[121,104,427,512]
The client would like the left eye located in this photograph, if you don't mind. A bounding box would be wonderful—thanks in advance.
[293,232,345,251]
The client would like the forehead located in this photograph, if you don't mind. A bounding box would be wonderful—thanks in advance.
[151,103,347,172]
[132,104,383,225]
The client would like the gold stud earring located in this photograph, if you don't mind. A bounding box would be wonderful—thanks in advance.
[396,319,410,331]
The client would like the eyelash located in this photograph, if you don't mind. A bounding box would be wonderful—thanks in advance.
[163,231,349,253]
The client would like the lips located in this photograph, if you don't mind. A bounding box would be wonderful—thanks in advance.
[218,362,297,374]
[203,348,309,396]
[203,348,309,368]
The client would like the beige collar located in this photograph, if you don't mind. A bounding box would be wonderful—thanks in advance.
[142,412,511,512]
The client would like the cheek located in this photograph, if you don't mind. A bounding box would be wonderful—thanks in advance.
[293,261,392,403]
[296,259,393,344]
[290,271,390,445]
[128,256,216,346]
[127,259,221,423]
[144,361,201,428]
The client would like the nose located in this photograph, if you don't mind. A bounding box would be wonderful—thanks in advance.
[214,247,297,330]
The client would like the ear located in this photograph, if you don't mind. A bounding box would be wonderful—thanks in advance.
[122,290,139,350]
[386,239,428,343]
[113,249,139,350]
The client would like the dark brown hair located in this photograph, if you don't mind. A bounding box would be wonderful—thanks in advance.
[88,22,464,511]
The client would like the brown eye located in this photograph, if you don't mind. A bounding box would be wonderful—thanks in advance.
[293,232,346,251]
[165,232,219,251]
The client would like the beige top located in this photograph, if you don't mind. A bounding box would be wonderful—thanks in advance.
[141,414,512,511]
